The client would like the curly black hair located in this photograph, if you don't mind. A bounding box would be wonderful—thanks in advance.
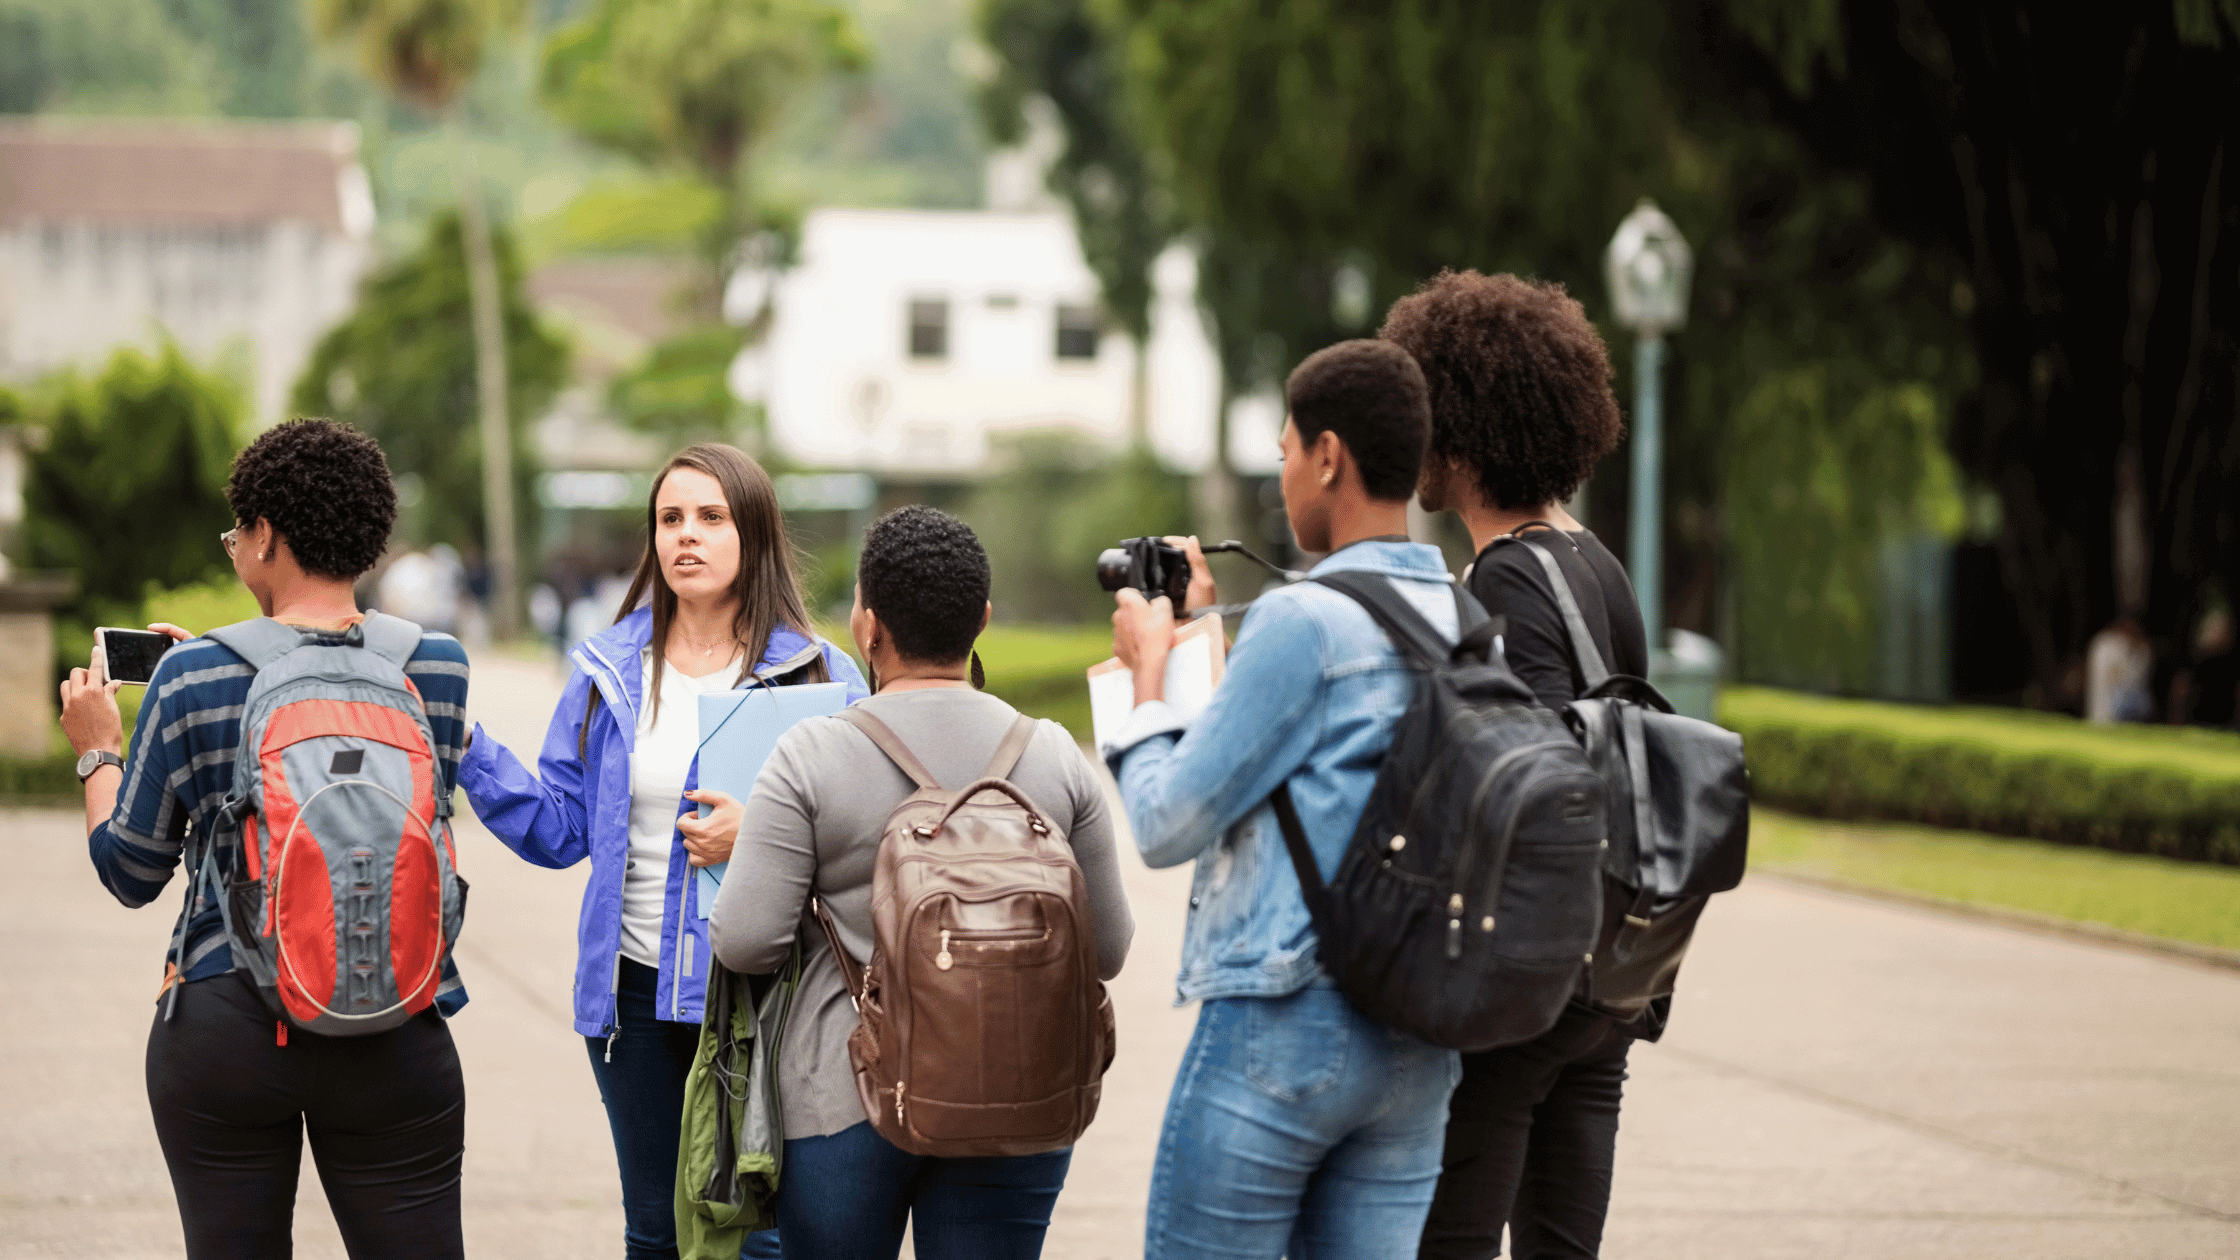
[858,505,990,663]
[226,418,397,580]
[1285,339,1431,500]
[1379,270,1624,510]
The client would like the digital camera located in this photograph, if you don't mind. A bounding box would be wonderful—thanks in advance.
[1096,537,1193,605]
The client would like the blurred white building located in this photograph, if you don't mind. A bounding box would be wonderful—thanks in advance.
[0,119,375,424]
[732,207,1225,477]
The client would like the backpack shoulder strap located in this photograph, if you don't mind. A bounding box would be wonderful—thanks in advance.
[1308,571,1455,669]
[358,611,423,669]
[980,713,1038,780]
[832,706,940,790]
[1270,783,1337,932]
[203,617,305,671]
[811,897,865,1004]
[1498,531,1612,688]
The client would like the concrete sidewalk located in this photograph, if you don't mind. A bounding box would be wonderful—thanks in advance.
[5,654,2235,1258]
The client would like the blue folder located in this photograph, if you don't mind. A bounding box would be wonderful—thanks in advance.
[692,681,852,917]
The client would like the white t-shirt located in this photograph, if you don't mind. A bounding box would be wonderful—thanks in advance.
[621,647,744,967]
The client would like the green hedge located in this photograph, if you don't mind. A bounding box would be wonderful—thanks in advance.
[0,750,79,801]
[1721,687,2240,866]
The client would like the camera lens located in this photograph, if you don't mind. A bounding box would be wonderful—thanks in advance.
[1095,548,1133,592]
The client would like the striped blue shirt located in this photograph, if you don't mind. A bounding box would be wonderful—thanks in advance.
[89,627,472,1014]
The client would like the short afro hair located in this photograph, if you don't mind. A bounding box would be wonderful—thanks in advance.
[1379,270,1624,509]
[1285,339,1431,501]
[226,418,397,580]
[858,505,990,663]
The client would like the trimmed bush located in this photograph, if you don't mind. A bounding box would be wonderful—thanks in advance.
[1722,687,2240,867]
[0,751,79,801]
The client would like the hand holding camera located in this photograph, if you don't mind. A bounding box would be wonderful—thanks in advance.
[1098,535,1213,610]
[1098,534,1300,612]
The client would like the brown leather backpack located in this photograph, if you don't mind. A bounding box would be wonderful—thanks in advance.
[812,707,1115,1158]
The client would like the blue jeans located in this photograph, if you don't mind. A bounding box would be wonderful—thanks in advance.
[1145,985,1460,1259]
[584,960,782,1260]
[776,1120,1073,1260]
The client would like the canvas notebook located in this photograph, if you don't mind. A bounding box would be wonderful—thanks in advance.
[1087,613,1227,752]
[692,681,851,917]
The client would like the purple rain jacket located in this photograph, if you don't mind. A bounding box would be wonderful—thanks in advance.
[457,607,868,1039]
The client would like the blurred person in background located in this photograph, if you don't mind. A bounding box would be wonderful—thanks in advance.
[1382,270,1641,1260]
[454,443,865,1260]
[58,419,473,1259]
[377,544,463,636]
[569,558,639,658]
[2086,615,2154,723]
[1106,341,1458,1259]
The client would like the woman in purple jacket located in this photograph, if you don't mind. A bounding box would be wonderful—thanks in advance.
[458,444,867,1260]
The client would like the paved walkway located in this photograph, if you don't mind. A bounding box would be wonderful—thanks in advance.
[5,655,2235,1258]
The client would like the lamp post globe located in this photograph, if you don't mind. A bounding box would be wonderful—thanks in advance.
[1605,198,1694,338]
[1605,199,1692,670]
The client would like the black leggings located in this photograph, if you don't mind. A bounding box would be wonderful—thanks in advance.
[145,973,466,1259]
[1419,1003,1631,1260]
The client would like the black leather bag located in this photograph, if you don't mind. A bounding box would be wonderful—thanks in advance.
[1270,572,1609,1052]
[1502,534,1750,1020]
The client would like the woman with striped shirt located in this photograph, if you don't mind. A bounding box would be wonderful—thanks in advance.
[58,418,472,1259]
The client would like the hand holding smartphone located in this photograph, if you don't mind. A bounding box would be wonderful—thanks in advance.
[94,627,177,686]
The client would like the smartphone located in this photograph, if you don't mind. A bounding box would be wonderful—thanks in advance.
[96,627,174,686]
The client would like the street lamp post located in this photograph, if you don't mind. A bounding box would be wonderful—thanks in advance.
[1604,198,1693,658]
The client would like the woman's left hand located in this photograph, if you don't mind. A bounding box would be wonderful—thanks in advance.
[678,789,742,867]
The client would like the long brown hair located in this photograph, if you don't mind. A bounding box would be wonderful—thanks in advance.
[618,443,827,719]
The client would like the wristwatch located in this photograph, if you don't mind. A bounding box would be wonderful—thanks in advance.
[75,749,124,782]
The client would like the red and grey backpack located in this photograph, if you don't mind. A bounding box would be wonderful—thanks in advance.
[164,613,466,1037]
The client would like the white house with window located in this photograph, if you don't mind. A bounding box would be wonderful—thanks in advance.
[732,207,1225,477]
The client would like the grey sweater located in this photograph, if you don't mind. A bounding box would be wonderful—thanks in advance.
[709,687,1135,1140]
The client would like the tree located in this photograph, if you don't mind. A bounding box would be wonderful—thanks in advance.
[310,0,531,636]
[541,0,867,300]
[158,0,317,116]
[0,0,218,113]
[1097,0,1996,694]
[978,0,1173,444]
[1695,0,2240,707]
[293,211,567,561]
[20,345,244,671]
[605,323,751,450]
[539,0,865,457]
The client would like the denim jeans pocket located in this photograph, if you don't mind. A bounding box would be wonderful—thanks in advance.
[1243,991,1349,1103]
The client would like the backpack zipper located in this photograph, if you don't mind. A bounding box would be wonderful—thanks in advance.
[1446,742,1573,958]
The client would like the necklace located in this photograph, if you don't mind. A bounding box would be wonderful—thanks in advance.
[672,628,734,657]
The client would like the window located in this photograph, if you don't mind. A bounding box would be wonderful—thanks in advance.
[1055,303,1100,361]
[907,298,949,361]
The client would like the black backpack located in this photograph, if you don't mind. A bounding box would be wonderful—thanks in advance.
[1497,530,1750,1021]
[1270,572,1609,1052]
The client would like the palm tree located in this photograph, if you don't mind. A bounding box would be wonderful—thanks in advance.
[311,0,528,637]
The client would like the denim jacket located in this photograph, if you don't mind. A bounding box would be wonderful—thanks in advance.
[1106,540,1459,1005]
[457,608,867,1038]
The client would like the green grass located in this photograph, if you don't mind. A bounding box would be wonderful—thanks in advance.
[1750,807,2240,952]
[976,624,1114,740]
